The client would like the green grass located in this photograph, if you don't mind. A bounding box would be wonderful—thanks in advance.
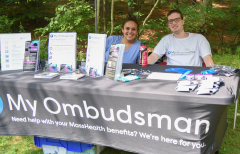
[212,54,240,154]
[0,136,42,154]
[0,54,239,154]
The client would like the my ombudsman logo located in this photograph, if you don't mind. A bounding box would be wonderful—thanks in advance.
[49,34,53,38]
[0,97,3,114]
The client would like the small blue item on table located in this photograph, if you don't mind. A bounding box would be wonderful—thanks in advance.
[126,74,140,80]
[118,77,130,82]
[165,68,192,73]
[179,70,191,79]
[201,69,215,75]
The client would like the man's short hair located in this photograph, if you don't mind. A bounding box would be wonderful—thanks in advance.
[167,10,183,20]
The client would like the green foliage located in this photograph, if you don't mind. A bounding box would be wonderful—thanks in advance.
[35,0,94,59]
[39,37,49,59]
[225,48,232,54]
[142,17,168,49]
[19,22,26,33]
[133,11,144,20]
[212,54,239,70]
[236,46,240,55]
[169,1,207,33]
[0,0,54,33]
[0,15,15,33]
[166,0,240,56]
[216,47,240,55]
[114,24,123,35]
[217,49,224,55]
[0,136,42,153]
[76,50,86,61]
[35,0,94,40]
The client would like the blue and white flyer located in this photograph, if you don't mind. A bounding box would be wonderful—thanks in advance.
[48,32,77,71]
[85,33,107,76]
[0,33,31,71]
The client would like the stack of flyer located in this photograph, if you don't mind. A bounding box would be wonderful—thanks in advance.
[105,44,125,80]
[60,73,85,80]
[34,72,60,79]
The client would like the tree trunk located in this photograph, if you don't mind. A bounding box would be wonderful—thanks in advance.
[192,0,196,5]
[137,0,145,13]
[19,0,27,4]
[200,0,212,35]
[127,0,134,16]
[139,0,160,37]
[97,0,100,33]
[175,0,178,5]
[239,55,240,69]
[103,0,106,33]
[127,0,145,15]
[207,0,212,8]
[110,0,114,36]
[152,0,156,7]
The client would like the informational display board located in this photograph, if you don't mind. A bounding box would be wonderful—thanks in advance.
[0,33,31,71]
[85,33,107,76]
[48,32,77,71]
[23,40,40,72]
[105,44,125,80]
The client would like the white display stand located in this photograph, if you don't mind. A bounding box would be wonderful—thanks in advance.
[48,32,77,71]
[85,33,107,76]
[0,33,31,71]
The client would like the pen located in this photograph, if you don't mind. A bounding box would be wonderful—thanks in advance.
[180,70,191,79]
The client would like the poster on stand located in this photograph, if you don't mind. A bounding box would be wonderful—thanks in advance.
[85,33,107,76]
[48,32,77,71]
[105,44,125,80]
[0,33,31,71]
[23,40,40,72]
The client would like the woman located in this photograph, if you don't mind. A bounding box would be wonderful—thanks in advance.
[105,15,141,64]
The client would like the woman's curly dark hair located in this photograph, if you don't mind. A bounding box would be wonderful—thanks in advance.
[122,14,139,32]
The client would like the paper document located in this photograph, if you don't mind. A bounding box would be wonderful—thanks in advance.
[34,72,59,79]
[147,72,182,80]
[48,32,77,71]
[60,73,85,80]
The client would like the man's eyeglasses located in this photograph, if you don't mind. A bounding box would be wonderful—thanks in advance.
[168,17,181,24]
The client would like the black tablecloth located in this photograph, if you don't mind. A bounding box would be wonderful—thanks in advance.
[0,64,239,154]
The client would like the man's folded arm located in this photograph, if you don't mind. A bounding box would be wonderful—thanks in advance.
[203,54,214,67]
[148,52,161,64]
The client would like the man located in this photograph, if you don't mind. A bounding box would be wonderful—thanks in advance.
[148,10,214,67]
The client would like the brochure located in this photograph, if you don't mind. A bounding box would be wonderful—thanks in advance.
[85,33,107,76]
[105,44,125,80]
[44,64,57,72]
[60,73,85,80]
[146,72,182,80]
[34,72,60,79]
[48,32,77,71]
[60,64,72,72]
[0,33,31,71]
[23,40,40,72]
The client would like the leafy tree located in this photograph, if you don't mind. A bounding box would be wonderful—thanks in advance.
[35,0,95,59]
[0,15,15,33]
[0,0,56,32]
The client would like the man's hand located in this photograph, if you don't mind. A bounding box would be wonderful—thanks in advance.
[203,54,214,67]
[148,52,161,64]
